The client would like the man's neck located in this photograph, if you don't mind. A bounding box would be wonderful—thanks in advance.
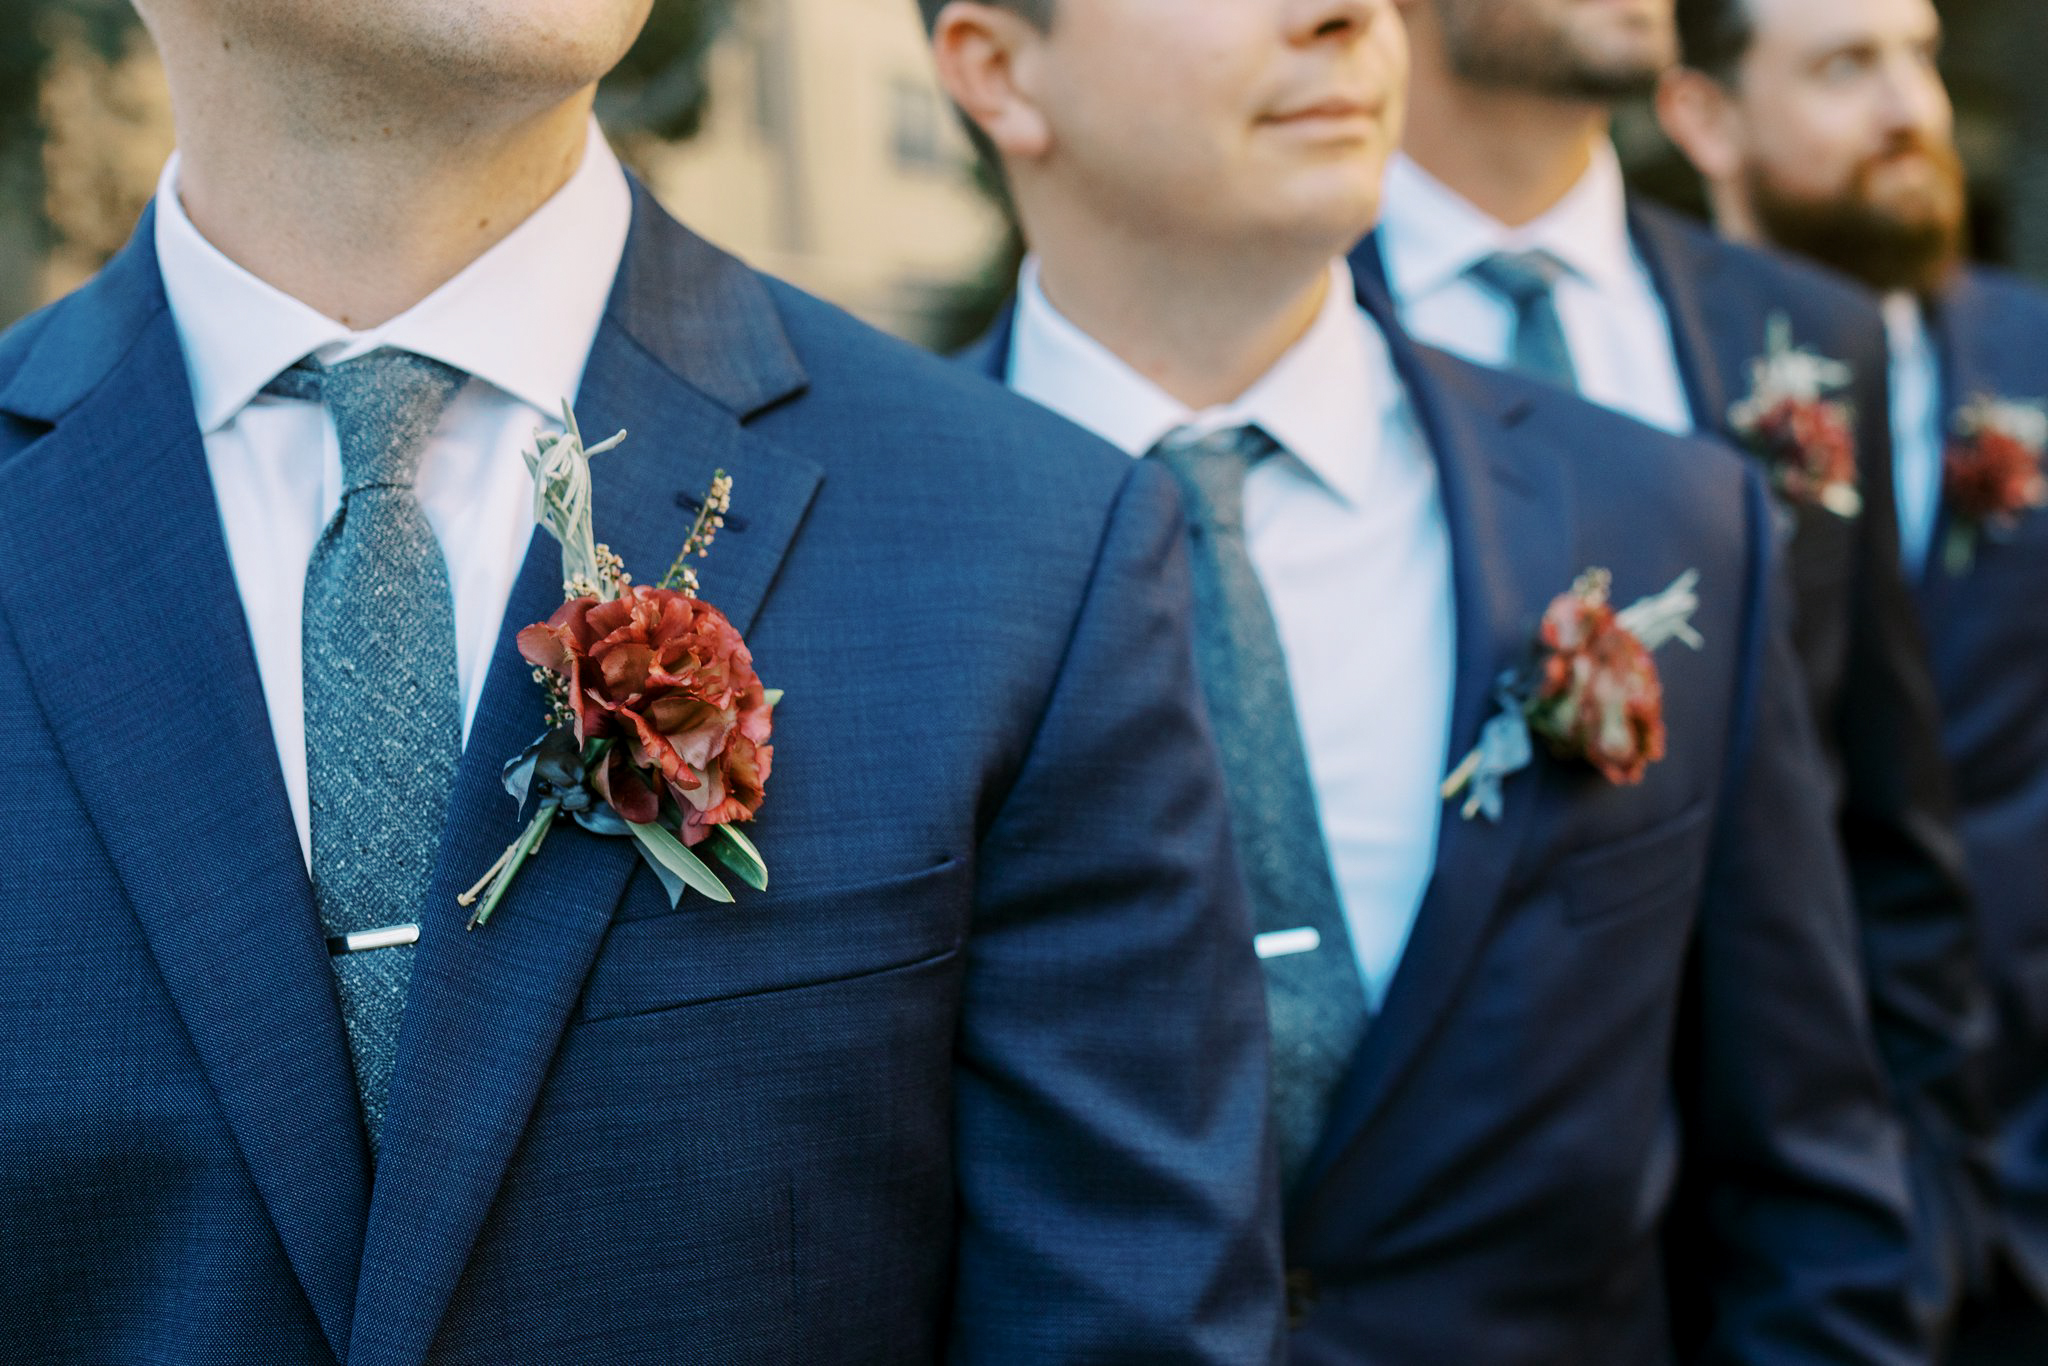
[1401,76,1610,229]
[163,60,596,331]
[1025,219,1335,412]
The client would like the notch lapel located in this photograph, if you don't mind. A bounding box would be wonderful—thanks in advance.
[1628,201,1735,439]
[1298,302,1572,1196]
[0,221,369,1362]
[346,196,823,1366]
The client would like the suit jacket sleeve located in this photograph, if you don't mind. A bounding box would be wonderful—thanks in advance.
[1834,340,1995,1308]
[947,459,1286,1364]
[1690,471,1929,1366]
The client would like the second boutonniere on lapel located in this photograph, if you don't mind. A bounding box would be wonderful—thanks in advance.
[1442,569,1703,822]
[1941,394,2048,575]
[1729,314,1862,520]
[460,404,778,929]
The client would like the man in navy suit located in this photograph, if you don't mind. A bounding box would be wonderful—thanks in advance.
[1662,0,2048,1357]
[0,2,1285,1362]
[1356,0,1989,1333]
[926,0,1924,1359]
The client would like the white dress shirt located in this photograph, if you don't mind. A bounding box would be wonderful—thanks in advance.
[1885,292,1945,577]
[1008,258,1456,1010]
[154,119,634,867]
[1379,145,1696,436]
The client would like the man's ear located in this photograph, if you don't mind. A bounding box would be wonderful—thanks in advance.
[929,2,1053,163]
[1656,66,1747,186]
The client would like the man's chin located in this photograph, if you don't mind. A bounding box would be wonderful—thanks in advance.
[1752,193,1963,296]
[1553,19,1674,100]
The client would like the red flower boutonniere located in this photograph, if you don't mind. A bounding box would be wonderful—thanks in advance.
[1942,394,2048,575]
[1441,569,1703,822]
[1729,315,1862,520]
[460,405,777,929]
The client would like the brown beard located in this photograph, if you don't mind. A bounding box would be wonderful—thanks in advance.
[1747,133,1968,297]
[1434,0,1672,102]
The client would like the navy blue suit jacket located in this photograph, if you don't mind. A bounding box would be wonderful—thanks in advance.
[969,283,1926,1363]
[0,192,1285,1364]
[1916,265,2048,1308]
[1360,203,1989,1316]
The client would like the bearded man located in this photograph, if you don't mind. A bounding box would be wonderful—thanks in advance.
[926,0,1929,1358]
[1663,2,2048,1358]
[1352,0,1991,1342]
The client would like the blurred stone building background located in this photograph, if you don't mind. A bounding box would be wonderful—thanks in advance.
[0,0,2040,345]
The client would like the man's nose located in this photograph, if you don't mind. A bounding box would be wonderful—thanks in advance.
[1283,0,1392,46]
[1875,45,1953,141]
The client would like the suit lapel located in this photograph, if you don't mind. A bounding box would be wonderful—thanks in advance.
[959,303,1014,381]
[1628,201,1735,439]
[1299,297,1572,1195]
[0,218,369,1361]
[346,191,823,1366]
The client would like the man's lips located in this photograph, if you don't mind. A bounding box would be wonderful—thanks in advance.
[1261,97,1382,127]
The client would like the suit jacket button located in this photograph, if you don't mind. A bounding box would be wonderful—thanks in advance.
[1285,1268,1319,1328]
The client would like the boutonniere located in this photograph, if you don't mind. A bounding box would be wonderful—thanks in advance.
[1441,569,1703,822]
[1941,394,2048,575]
[1729,315,1862,520]
[459,404,777,929]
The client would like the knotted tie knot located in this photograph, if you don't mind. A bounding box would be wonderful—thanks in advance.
[1465,249,1572,308]
[1463,250,1580,390]
[1146,424,1283,536]
[265,350,467,496]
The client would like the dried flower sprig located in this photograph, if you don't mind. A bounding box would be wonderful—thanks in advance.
[660,471,733,595]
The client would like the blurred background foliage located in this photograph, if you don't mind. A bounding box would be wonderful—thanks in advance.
[0,0,737,327]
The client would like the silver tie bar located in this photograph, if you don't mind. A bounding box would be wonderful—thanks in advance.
[326,923,421,956]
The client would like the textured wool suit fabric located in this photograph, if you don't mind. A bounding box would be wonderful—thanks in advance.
[0,188,1285,1365]
[1913,266,2048,1340]
[969,282,1926,1365]
[1360,202,1992,1324]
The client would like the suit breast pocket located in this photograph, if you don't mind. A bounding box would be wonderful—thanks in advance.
[1556,800,1713,930]
[577,856,969,1023]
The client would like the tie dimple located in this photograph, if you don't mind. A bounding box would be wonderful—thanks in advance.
[1466,249,1581,391]
[1148,424,1372,1193]
[277,348,467,1160]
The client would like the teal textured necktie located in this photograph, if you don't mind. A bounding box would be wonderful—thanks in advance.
[271,350,467,1158]
[1467,249,1581,391]
[1148,425,1371,1191]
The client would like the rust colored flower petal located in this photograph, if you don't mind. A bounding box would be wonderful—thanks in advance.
[599,643,657,698]
[516,621,573,673]
[593,746,662,825]
[513,583,775,830]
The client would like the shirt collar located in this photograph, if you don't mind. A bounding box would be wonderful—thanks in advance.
[155,118,633,434]
[1380,140,1640,303]
[1006,257,1397,506]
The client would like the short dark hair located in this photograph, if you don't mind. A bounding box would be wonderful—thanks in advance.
[917,0,1055,34]
[1674,0,1756,81]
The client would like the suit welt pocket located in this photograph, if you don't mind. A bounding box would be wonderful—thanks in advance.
[578,856,967,1023]
[1556,800,1712,929]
